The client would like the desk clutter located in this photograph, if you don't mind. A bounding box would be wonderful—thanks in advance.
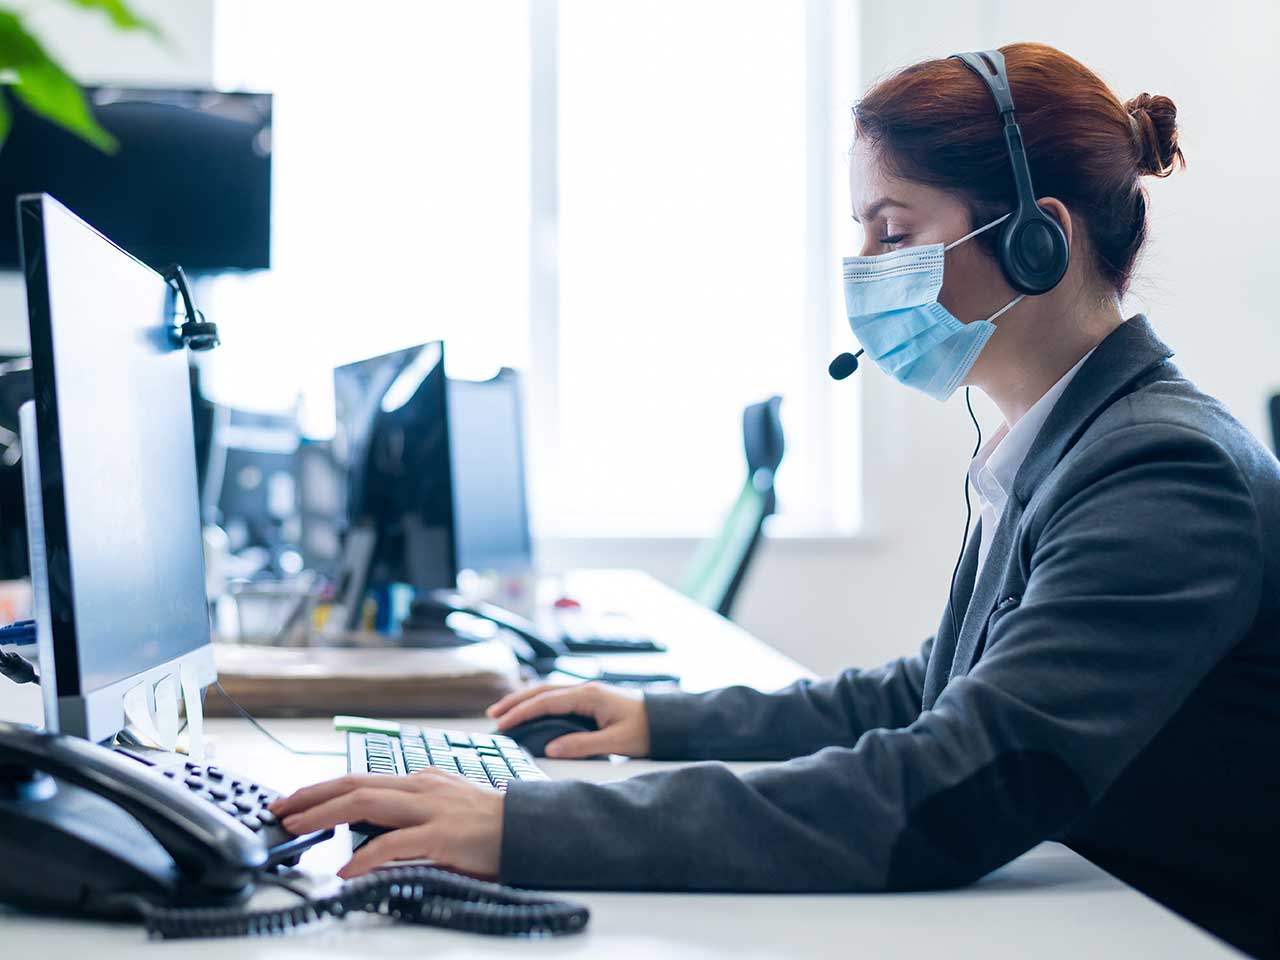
[208,639,521,718]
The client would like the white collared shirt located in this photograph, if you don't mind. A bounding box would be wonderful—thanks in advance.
[968,348,1096,576]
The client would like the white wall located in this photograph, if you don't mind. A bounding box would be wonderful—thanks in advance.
[0,0,216,352]
[558,1,1280,678]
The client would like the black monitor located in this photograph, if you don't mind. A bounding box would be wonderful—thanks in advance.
[0,87,271,272]
[448,369,533,576]
[0,356,33,580]
[333,343,456,598]
[18,194,213,740]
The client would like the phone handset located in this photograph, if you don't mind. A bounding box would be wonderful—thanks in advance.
[416,590,567,670]
[0,721,266,897]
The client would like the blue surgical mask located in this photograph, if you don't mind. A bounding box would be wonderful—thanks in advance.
[842,214,1022,401]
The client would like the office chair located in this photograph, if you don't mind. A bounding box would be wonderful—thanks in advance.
[680,396,784,620]
[1269,393,1279,457]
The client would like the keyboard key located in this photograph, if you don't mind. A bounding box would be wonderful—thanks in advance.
[184,776,203,790]
[208,786,229,801]
[240,814,262,832]
[218,801,239,816]
[234,798,255,813]
[258,809,277,826]
[445,731,474,747]
[469,734,495,749]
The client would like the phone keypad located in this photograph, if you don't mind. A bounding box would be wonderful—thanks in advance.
[114,745,327,867]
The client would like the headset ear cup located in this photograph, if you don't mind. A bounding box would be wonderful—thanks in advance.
[998,211,1069,295]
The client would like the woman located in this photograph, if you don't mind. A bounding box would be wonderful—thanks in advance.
[272,44,1280,958]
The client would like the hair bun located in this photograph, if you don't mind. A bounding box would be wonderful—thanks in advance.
[1125,92,1185,177]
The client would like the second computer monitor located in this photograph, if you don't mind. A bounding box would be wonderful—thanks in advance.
[333,346,533,606]
[448,368,533,576]
[333,342,456,594]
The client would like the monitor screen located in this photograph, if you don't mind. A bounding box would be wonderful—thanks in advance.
[333,342,456,591]
[0,87,271,272]
[19,194,210,696]
[448,370,533,575]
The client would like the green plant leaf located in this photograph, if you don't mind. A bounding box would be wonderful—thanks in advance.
[0,9,117,152]
[60,0,161,38]
[0,95,10,152]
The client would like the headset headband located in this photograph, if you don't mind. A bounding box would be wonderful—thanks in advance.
[948,49,1069,296]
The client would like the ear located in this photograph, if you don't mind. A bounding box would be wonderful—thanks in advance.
[1036,197,1073,247]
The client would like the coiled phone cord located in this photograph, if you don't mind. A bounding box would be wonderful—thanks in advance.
[135,866,590,940]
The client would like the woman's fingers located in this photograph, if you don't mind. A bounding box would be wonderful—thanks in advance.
[281,786,427,836]
[543,730,612,759]
[270,773,427,817]
[338,825,434,879]
[487,682,568,719]
[493,687,594,732]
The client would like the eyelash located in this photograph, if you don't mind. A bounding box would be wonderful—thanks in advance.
[879,233,907,245]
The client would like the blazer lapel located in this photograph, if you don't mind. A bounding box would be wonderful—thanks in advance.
[950,495,1025,682]
[922,520,982,709]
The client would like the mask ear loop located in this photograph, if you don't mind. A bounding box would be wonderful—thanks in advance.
[947,388,984,642]
[944,212,1025,325]
[943,211,1013,251]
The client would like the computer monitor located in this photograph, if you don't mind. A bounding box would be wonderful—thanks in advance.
[0,356,33,580]
[212,410,301,564]
[333,343,456,620]
[0,87,271,272]
[18,194,213,741]
[1270,393,1279,458]
[448,369,533,576]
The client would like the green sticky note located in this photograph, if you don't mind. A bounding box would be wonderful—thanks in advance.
[332,715,401,736]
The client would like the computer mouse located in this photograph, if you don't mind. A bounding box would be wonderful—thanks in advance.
[502,713,602,759]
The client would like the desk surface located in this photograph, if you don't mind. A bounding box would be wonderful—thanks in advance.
[0,572,1241,958]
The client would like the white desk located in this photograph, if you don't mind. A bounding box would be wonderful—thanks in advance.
[0,572,1241,958]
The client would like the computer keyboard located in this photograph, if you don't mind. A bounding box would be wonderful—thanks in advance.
[555,610,667,654]
[113,745,331,867]
[347,725,548,793]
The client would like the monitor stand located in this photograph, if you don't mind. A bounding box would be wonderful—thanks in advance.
[19,401,213,751]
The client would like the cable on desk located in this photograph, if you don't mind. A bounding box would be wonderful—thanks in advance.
[136,865,590,939]
[211,681,345,757]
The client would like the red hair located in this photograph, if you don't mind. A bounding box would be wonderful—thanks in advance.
[854,42,1184,295]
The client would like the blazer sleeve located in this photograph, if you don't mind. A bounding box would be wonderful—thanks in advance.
[500,423,1264,892]
[643,636,933,760]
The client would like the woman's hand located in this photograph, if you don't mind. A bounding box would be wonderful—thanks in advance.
[268,769,504,879]
[486,681,651,758]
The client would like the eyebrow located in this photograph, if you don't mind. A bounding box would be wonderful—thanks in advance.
[850,197,911,224]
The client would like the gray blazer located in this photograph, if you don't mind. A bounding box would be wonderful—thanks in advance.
[502,317,1280,959]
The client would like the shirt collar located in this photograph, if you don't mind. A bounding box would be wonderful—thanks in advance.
[968,347,1097,513]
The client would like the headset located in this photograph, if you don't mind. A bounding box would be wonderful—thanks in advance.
[829,47,1069,382]
[163,263,221,351]
[950,49,1070,296]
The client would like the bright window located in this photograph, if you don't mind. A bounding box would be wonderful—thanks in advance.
[213,0,860,539]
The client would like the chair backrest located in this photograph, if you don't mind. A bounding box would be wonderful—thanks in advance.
[681,396,783,619]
